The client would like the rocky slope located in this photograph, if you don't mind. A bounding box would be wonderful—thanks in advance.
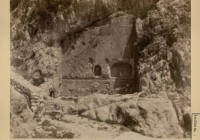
[10,71,190,138]
[10,0,191,138]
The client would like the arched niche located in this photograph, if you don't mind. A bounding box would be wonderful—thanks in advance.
[111,62,132,77]
[94,65,102,76]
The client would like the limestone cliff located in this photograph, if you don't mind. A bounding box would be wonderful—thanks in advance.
[136,0,190,93]
[10,0,191,138]
[10,0,158,81]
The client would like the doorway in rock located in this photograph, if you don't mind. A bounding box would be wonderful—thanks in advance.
[111,62,132,78]
[49,91,55,98]
[94,65,102,76]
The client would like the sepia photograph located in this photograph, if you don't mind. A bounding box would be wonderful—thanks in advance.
[9,0,191,139]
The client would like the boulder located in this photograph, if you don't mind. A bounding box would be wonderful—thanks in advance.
[79,92,184,138]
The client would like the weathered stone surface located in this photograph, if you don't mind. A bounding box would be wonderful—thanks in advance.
[10,69,190,138]
[10,85,36,138]
[10,70,44,112]
[61,13,135,78]
[60,13,137,95]
[10,0,158,84]
[62,78,135,96]
[10,0,190,139]
[78,92,185,138]
[77,93,136,113]
[136,0,190,92]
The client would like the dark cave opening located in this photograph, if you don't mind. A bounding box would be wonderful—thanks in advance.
[94,65,102,76]
[111,63,132,78]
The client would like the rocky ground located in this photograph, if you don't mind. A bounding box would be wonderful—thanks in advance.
[10,69,190,138]
[10,0,191,139]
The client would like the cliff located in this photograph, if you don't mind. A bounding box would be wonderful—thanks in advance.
[10,0,191,138]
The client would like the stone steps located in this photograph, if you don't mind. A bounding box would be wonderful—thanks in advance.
[10,70,44,112]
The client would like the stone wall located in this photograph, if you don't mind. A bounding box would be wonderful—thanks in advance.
[60,13,137,96]
[61,14,135,77]
[62,78,135,96]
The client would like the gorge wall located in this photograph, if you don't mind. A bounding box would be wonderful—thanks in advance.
[10,0,191,138]
[11,0,160,96]
[10,0,190,96]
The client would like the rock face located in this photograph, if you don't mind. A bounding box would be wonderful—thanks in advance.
[10,0,191,138]
[61,13,136,96]
[10,70,44,112]
[61,13,135,79]
[136,0,191,92]
[10,84,36,138]
[10,0,159,96]
[78,93,184,138]
[36,91,189,138]
[11,0,158,37]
